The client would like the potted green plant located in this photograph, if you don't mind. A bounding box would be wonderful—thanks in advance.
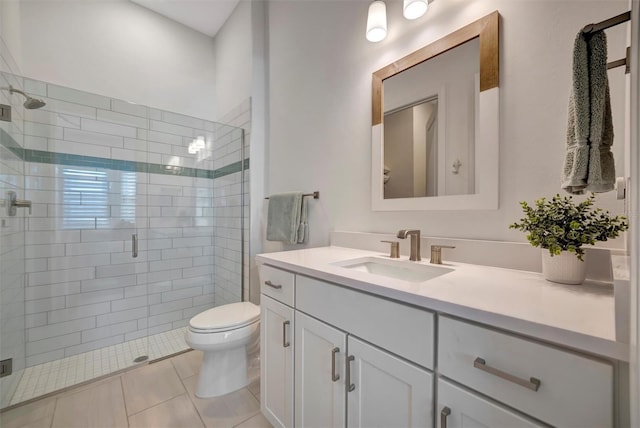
[510,194,628,284]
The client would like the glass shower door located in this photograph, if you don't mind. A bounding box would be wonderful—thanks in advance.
[10,83,150,405]
[0,72,27,409]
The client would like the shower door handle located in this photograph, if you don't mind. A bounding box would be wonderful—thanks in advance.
[132,234,138,258]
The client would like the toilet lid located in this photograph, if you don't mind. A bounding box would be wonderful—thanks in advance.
[189,302,260,332]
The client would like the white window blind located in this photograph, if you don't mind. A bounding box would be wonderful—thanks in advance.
[63,168,136,229]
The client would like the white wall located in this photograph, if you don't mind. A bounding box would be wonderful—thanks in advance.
[17,0,216,120]
[213,0,252,121]
[266,0,629,251]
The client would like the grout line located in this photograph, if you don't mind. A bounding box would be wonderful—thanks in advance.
[118,375,130,426]
[231,410,262,428]
[126,392,187,419]
[175,363,207,427]
[125,357,187,418]
[49,396,57,428]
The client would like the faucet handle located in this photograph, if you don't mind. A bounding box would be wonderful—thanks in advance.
[381,240,400,258]
[430,245,455,264]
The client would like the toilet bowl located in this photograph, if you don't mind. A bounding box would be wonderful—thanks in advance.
[185,301,260,398]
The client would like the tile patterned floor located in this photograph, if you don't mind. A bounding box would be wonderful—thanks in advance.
[0,349,270,428]
[10,327,190,405]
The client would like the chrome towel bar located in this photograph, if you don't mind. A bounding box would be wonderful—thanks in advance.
[264,191,319,200]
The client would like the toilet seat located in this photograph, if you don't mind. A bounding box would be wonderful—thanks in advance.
[189,301,260,333]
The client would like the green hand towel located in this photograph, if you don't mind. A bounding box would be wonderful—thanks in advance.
[266,192,307,244]
[585,31,615,192]
[562,30,615,194]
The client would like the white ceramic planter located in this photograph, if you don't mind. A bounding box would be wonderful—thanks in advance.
[541,250,587,285]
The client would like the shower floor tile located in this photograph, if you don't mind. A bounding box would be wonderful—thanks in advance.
[9,327,190,405]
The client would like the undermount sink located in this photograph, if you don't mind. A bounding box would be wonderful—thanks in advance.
[333,257,452,283]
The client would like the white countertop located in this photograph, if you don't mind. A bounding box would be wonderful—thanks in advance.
[256,246,629,362]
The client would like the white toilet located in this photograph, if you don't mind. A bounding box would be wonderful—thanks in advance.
[185,301,260,398]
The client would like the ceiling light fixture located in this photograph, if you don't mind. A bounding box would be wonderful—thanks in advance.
[403,0,428,20]
[366,1,387,42]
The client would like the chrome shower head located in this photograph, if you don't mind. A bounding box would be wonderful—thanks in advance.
[3,85,46,109]
[22,96,46,110]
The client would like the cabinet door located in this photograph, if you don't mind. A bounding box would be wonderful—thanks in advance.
[261,295,294,428]
[295,311,348,428]
[437,379,543,428]
[347,336,433,428]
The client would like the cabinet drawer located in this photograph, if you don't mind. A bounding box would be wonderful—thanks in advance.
[259,265,295,306]
[438,316,613,428]
[437,379,542,428]
[296,275,434,369]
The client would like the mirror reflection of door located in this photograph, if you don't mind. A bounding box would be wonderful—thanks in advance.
[384,97,438,198]
[382,38,479,199]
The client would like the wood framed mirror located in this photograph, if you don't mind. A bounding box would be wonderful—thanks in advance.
[372,11,500,211]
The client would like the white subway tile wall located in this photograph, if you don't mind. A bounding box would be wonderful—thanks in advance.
[16,78,247,370]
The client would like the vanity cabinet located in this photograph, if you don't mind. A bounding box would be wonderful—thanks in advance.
[260,265,434,428]
[259,262,616,428]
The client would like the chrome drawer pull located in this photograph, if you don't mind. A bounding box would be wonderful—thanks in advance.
[440,406,451,428]
[346,355,355,392]
[473,357,541,392]
[331,347,340,382]
[265,280,282,289]
[282,320,290,348]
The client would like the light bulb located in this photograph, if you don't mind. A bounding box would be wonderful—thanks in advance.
[403,0,428,20]
[366,1,387,42]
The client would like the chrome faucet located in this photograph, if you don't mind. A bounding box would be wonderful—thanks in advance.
[397,229,421,261]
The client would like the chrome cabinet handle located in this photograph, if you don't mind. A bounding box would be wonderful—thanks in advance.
[473,357,541,392]
[440,406,451,428]
[331,347,340,382]
[265,280,282,289]
[346,355,355,392]
[132,234,138,258]
[282,320,290,348]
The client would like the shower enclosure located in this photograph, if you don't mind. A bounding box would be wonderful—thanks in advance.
[0,72,247,408]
